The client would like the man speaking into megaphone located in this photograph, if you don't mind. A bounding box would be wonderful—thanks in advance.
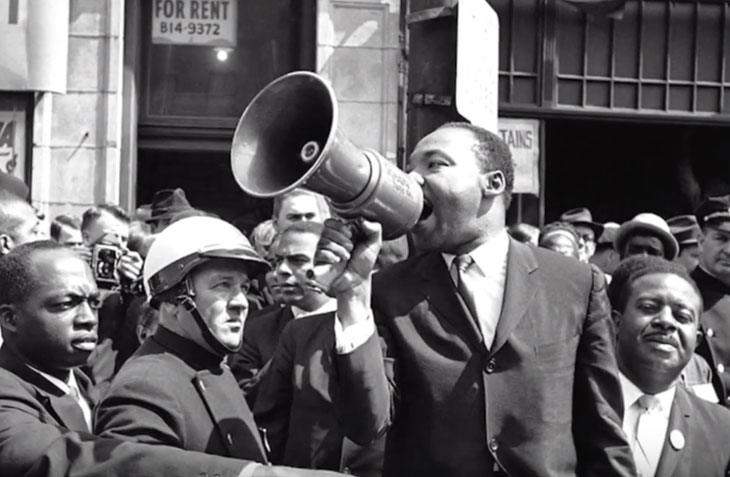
[314,122,636,477]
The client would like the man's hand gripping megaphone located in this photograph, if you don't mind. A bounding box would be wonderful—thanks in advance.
[306,217,383,299]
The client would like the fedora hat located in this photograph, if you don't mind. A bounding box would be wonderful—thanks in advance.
[667,215,701,246]
[614,213,679,260]
[596,222,619,245]
[146,188,193,223]
[559,207,604,238]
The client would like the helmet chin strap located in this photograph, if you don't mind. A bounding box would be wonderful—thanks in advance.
[178,294,242,356]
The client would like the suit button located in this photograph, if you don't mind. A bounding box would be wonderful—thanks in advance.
[485,358,496,374]
[707,328,715,338]
[719,364,726,374]
[342,468,352,474]
[489,438,499,452]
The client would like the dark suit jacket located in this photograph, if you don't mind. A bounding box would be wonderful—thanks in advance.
[228,304,293,406]
[690,266,730,406]
[0,345,249,477]
[95,326,268,461]
[255,312,385,476]
[336,240,635,477]
[655,384,730,476]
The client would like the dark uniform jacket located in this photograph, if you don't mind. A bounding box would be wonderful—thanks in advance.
[691,266,730,406]
[654,384,730,476]
[228,304,293,406]
[95,326,268,462]
[0,345,248,477]
[81,291,142,392]
[255,312,385,476]
[335,240,635,477]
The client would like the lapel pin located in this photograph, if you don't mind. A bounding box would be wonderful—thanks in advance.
[669,429,685,450]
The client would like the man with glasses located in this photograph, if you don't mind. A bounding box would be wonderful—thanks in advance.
[560,207,604,262]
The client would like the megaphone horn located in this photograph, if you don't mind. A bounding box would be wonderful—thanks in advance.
[231,71,422,240]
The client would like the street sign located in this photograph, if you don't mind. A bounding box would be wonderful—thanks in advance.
[151,0,237,47]
[456,0,499,133]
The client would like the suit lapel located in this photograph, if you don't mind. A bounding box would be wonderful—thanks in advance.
[654,387,691,477]
[0,346,89,431]
[419,253,484,350]
[489,240,538,356]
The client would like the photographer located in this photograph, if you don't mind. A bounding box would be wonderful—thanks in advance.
[79,204,146,389]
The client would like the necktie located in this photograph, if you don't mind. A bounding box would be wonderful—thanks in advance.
[633,394,664,477]
[68,381,92,431]
[453,254,482,339]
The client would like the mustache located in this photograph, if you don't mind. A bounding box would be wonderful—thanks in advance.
[642,330,679,347]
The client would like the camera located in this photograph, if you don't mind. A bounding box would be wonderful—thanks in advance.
[91,244,122,289]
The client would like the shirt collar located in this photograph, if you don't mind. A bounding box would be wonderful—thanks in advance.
[442,228,510,276]
[292,298,337,319]
[619,371,676,415]
[26,364,73,395]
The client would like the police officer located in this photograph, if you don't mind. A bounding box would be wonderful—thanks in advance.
[95,216,348,477]
[691,195,730,407]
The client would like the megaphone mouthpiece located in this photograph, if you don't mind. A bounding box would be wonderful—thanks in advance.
[300,141,321,164]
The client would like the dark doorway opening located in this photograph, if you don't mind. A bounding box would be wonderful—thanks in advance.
[544,118,730,224]
[136,149,271,234]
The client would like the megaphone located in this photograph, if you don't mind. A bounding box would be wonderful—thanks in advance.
[231,71,423,240]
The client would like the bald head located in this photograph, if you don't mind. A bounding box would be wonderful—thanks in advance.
[0,190,46,255]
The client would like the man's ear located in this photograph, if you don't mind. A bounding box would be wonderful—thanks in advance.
[611,309,622,330]
[0,304,18,335]
[0,234,13,256]
[481,171,506,198]
[695,328,704,348]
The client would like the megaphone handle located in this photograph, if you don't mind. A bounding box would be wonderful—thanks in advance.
[306,217,367,295]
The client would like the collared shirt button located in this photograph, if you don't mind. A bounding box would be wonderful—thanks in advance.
[485,358,496,374]
[718,363,726,374]
[707,328,715,338]
[489,438,499,452]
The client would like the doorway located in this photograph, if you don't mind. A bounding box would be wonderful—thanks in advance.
[136,148,271,234]
[544,118,730,224]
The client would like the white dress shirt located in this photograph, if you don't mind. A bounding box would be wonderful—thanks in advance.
[292,298,337,319]
[619,372,675,477]
[442,228,509,350]
[27,365,93,431]
[334,229,511,354]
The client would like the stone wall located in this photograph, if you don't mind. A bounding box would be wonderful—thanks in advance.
[32,0,125,219]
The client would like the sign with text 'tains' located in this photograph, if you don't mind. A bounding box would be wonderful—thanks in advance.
[152,0,237,47]
[498,118,540,195]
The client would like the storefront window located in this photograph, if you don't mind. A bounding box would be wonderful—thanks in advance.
[141,0,314,126]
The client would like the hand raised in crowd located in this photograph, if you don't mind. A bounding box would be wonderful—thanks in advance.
[311,218,382,297]
[118,249,143,283]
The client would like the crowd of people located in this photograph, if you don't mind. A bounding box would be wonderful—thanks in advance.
[0,121,728,476]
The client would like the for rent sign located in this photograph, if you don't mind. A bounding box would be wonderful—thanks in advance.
[152,0,237,47]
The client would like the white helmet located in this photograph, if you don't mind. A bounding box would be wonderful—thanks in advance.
[144,216,269,302]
